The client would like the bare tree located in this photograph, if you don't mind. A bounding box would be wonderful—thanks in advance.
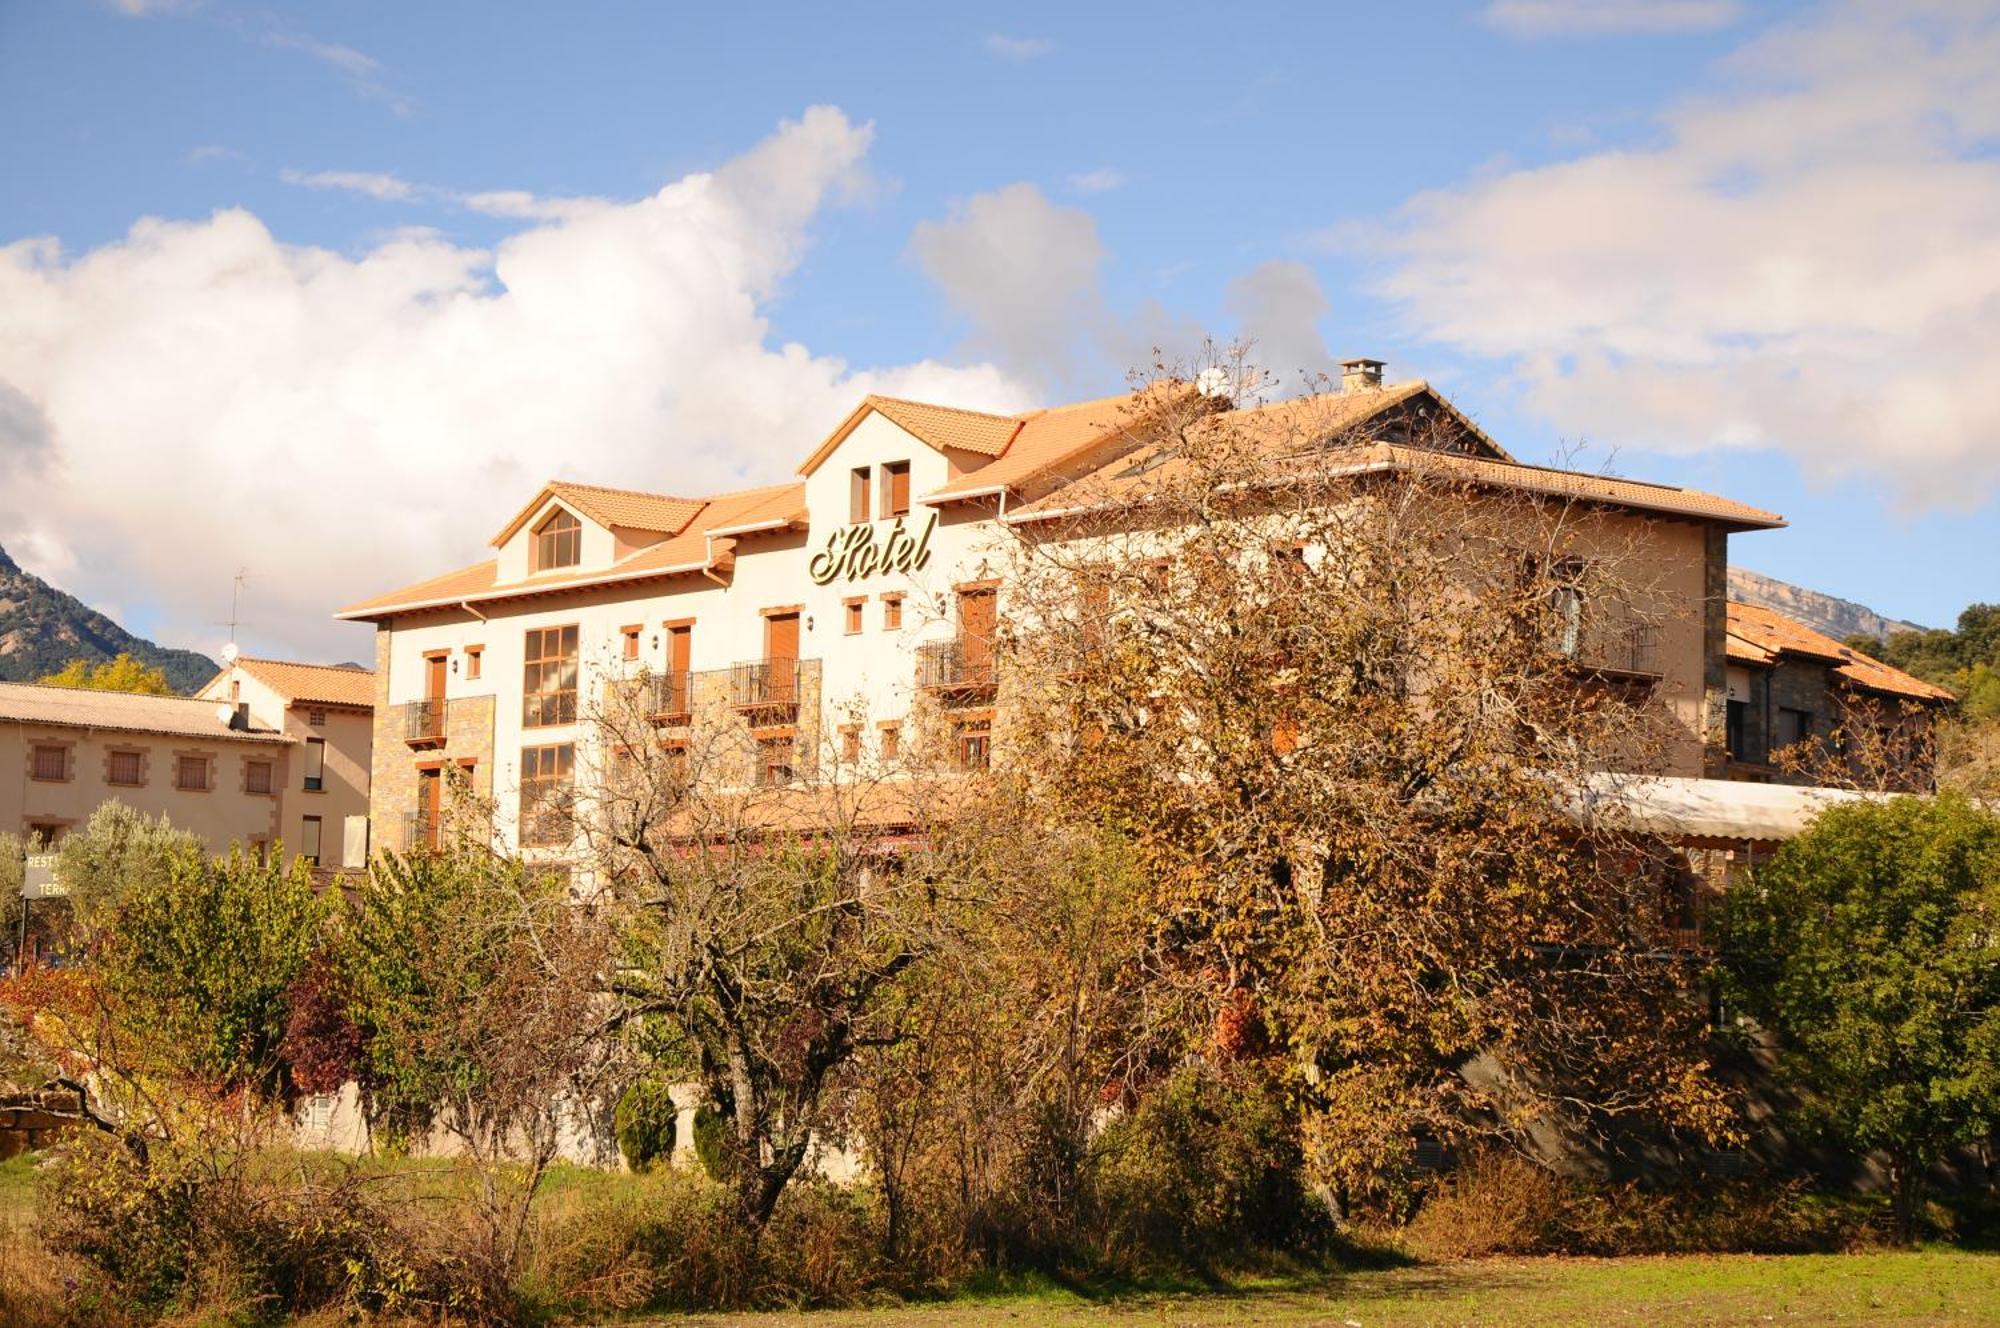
[577,674,969,1232]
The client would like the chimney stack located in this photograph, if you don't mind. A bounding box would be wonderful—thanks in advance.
[1340,357,1385,392]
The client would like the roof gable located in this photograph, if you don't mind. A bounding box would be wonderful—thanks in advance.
[797,395,1021,478]
[491,480,704,547]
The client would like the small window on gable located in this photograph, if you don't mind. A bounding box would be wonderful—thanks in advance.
[465,645,484,680]
[844,598,865,635]
[882,461,911,517]
[621,624,642,661]
[881,593,904,631]
[533,508,582,572]
[850,466,872,523]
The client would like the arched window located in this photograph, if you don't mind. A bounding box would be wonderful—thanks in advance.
[534,508,581,571]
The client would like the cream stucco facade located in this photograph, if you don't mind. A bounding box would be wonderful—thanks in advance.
[343,378,1784,858]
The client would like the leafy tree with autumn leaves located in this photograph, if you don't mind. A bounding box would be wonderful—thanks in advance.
[38,651,176,695]
[987,366,1736,1207]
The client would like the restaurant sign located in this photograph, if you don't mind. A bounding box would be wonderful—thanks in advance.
[809,512,936,585]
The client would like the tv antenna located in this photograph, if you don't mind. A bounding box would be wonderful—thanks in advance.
[216,567,249,661]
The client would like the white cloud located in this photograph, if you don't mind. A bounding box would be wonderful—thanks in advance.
[1482,0,1742,36]
[1066,168,1127,194]
[1361,0,2000,507]
[281,168,419,202]
[263,31,412,115]
[1225,261,1338,388]
[0,108,1028,662]
[280,169,597,221]
[909,183,1110,388]
[108,0,190,14]
[984,34,1055,60]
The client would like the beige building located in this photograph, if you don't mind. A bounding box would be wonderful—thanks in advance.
[341,366,1786,858]
[195,655,375,866]
[4,656,373,868]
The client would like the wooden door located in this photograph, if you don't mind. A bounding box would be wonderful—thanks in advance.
[958,589,996,680]
[667,625,692,712]
[417,767,442,850]
[765,613,800,703]
[426,653,448,700]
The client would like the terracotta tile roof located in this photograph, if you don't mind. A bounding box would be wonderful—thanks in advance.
[229,658,375,709]
[797,395,1022,477]
[866,397,1021,458]
[1008,438,1787,531]
[1727,602,1955,703]
[339,481,807,621]
[491,480,705,547]
[920,388,1203,504]
[0,681,293,745]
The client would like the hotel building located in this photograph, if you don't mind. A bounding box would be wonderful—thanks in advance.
[340,364,1791,858]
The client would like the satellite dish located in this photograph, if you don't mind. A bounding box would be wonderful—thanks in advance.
[220,642,240,664]
[215,702,237,727]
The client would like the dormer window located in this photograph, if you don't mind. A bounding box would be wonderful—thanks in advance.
[534,509,581,571]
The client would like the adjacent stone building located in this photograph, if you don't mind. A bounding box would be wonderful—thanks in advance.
[1722,601,1954,791]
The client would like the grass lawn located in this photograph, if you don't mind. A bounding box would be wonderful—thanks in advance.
[0,1153,35,1231]
[647,1251,2000,1328]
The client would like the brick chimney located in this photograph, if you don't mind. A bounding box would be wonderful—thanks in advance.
[1340,357,1385,392]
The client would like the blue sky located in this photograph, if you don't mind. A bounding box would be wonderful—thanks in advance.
[1,0,1995,660]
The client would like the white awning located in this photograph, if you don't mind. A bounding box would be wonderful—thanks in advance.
[1574,774,1891,843]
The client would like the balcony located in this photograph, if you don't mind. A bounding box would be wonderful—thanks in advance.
[1564,623,1662,681]
[730,658,802,718]
[403,810,440,853]
[401,698,449,749]
[636,670,693,724]
[917,638,997,698]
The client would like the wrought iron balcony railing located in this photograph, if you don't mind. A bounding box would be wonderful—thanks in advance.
[730,658,801,712]
[1572,623,1663,679]
[403,810,440,853]
[636,670,693,722]
[401,698,448,748]
[916,638,997,693]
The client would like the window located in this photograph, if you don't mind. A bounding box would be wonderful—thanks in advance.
[841,725,861,762]
[175,754,209,791]
[30,744,67,782]
[850,465,872,523]
[882,460,911,517]
[519,743,576,846]
[844,598,865,635]
[245,759,273,795]
[107,749,143,787]
[621,624,642,661]
[250,838,269,865]
[879,723,901,762]
[465,645,483,680]
[1540,557,1587,657]
[1725,699,1750,761]
[880,593,903,631]
[299,815,323,867]
[1778,707,1813,748]
[954,715,992,771]
[533,509,582,571]
[757,734,796,787]
[302,737,325,791]
[27,822,64,848]
[523,625,580,727]
[307,707,327,727]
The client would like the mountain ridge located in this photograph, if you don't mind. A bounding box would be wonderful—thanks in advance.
[0,543,219,694]
[1727,566,1927,644]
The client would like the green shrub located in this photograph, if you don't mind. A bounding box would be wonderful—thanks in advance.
[1084,1060,1327,1272]
[692,1103,737,1185]
[613,1078,679,1172]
